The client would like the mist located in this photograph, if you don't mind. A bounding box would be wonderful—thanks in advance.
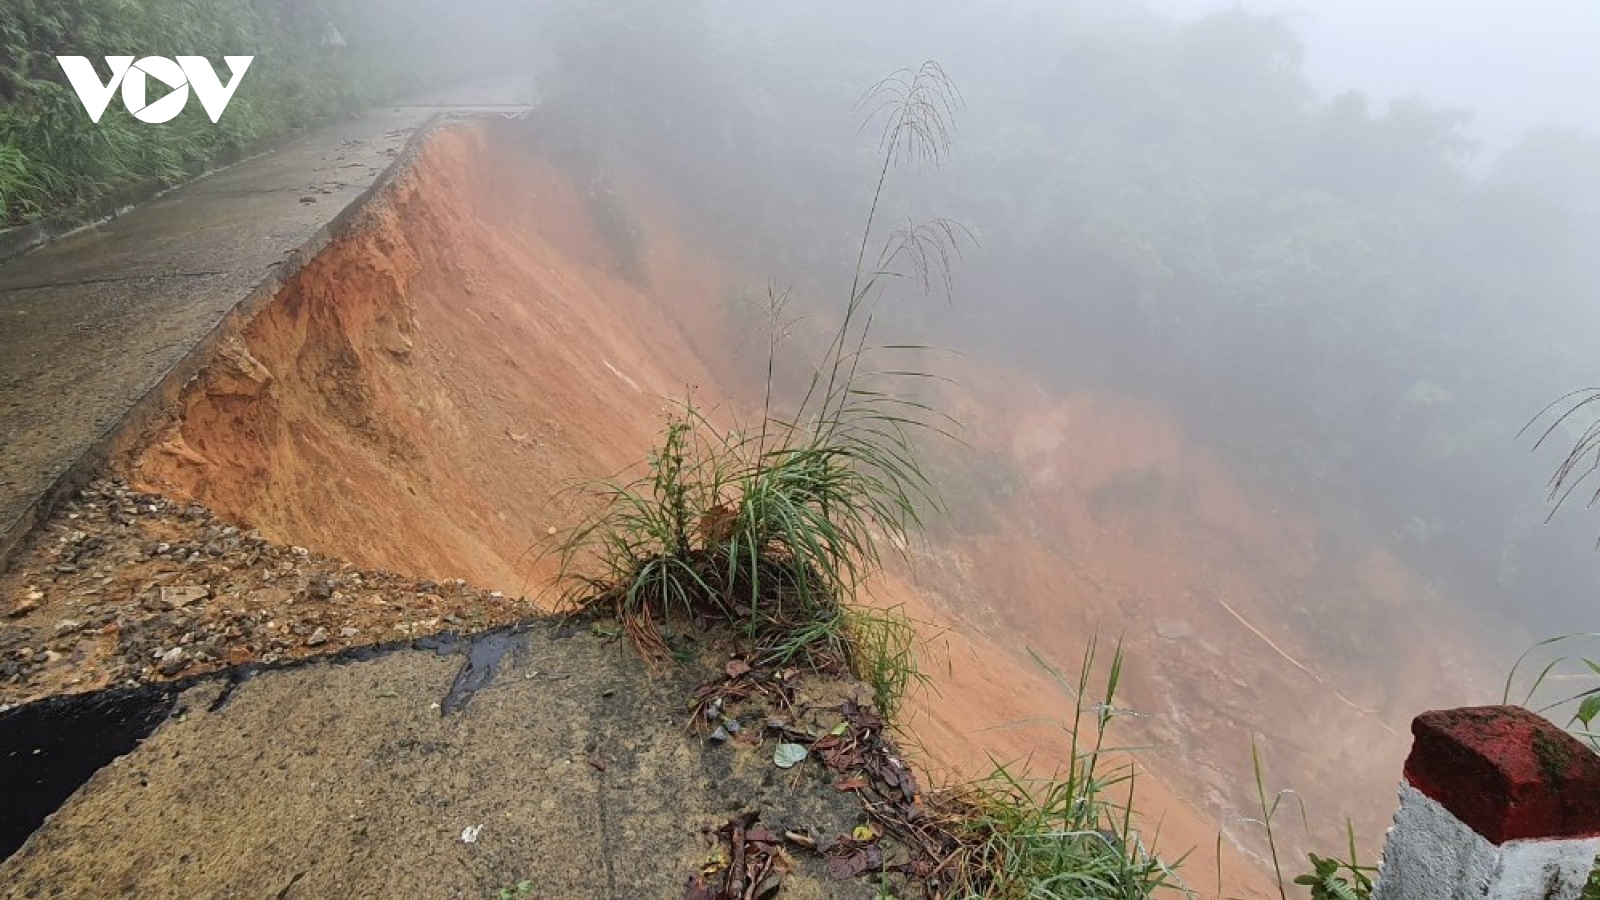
[359,0,1600,861]
[448,0,1600,626]
[1145,0,1600,153]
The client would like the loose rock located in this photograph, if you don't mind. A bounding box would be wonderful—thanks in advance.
[157,647,188,676]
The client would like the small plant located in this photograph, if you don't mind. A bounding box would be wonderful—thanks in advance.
[1247,739,1304,900]
[1246,742,1377,900]
[1502,633,1600,750]
[941,637,1187,900]
[1503,635,1600,900]
[841,605,926,721]
[493,880,534,900]
[556,64,967,718]
[1292,830,1374,900]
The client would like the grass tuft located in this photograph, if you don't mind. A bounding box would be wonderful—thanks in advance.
[554,64,969,719]
[933,637,1188,900]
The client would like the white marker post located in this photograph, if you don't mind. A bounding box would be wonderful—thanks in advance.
[1373,706,1600,900]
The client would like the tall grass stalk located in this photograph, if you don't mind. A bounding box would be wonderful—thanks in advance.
[945,636,1188,900]
[557,64,968,716]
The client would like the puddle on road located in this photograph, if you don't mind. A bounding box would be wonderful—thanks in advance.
[437,629,524,714]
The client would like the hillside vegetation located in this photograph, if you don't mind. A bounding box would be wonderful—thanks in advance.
[0,0,439,225]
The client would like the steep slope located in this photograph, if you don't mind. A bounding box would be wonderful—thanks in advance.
[113,116,1499,897]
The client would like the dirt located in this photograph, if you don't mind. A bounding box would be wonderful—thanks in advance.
[0,107,443,566]
[0,477,532,704]
[0,113,1510,898]
[123,119,728,593]
[880,381,1501,881]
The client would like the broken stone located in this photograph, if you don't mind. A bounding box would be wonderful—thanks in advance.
[161,586,209,608]
[306,627,330,647]
[157,647,188,676]
[7,599,40,618]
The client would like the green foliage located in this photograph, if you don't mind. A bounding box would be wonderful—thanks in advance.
[0,0,424,225]
[493,880,533,900]
[1292,839,1374,900]
[558,65,963,716]
[1249,744,1379,900]
[842,605,925,721]
[947,638,1186,900]
[1502,633,1600,751]
[1504,640,1600,900]
[1249,739,1304,900]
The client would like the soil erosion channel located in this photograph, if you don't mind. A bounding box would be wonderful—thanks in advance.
[18,117,1500,895]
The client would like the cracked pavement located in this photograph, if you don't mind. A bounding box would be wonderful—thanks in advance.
[0,623,879,899]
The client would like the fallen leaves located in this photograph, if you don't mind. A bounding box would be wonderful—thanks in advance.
[684,811,794,900]
[772,743,807,769]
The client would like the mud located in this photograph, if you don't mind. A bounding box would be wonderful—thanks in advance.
[123,117,727,592]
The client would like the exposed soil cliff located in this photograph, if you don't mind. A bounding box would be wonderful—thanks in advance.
[95,117,1501,897]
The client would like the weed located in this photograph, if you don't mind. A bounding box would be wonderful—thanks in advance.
[1502,633,1600,750]
[1248,739,1303,900]
[935,637,1187,899]
[1291,827,1374,900]
[842,605,927,721]
[1247,742,1378,900]
[555,63,969,718]
[493,880,534,900]
[1504,635,1600,900]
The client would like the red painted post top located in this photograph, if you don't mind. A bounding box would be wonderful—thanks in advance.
[1402,705,1600,844]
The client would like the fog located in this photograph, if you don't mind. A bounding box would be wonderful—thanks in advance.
[386,0,1599,803]
[1145,0,1600,153]
[459,0,1600,624]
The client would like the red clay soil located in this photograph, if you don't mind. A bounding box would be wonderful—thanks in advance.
[125,121,730,593]
[113,118,1504,898]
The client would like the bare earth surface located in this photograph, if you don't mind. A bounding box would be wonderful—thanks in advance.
[0,477,533,702]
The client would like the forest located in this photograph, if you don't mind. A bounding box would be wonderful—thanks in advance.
[0,0,475,224]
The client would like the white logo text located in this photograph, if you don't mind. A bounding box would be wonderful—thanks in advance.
[56,56,254,124]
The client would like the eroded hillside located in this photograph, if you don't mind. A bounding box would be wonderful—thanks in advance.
[72,116,1501,896]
